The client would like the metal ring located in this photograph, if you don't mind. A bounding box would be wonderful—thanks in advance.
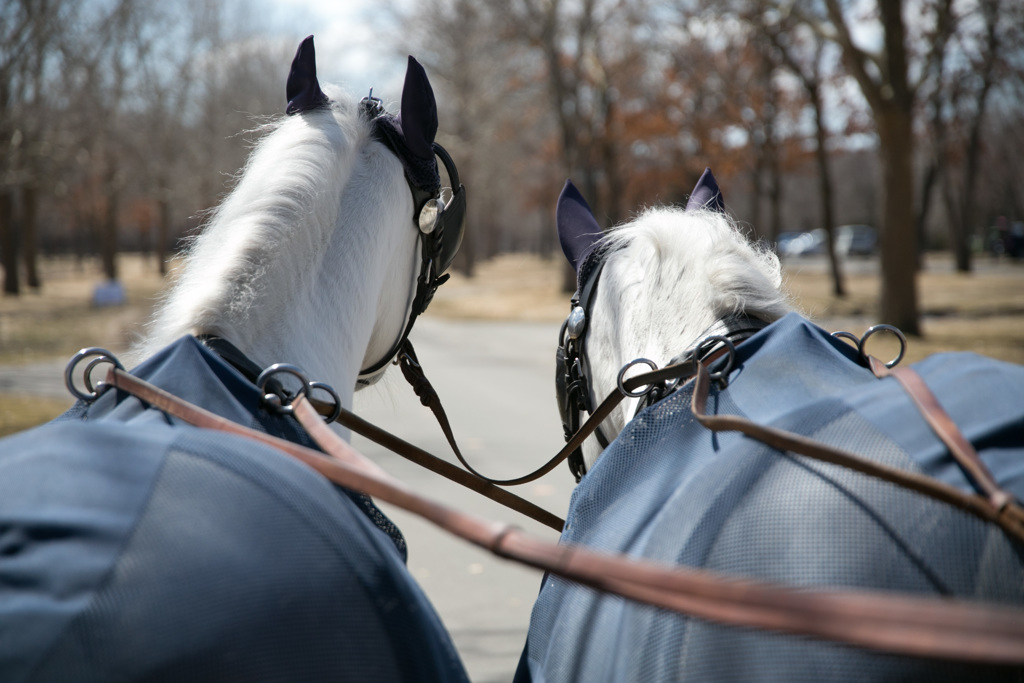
[692,335,738,382]
[64,347,125,402]
[831,330,861,346]
[858,324,907,368]
[256,363,310,414]
[83,358,110,394]
[309,381,342,423]
[617,358,659,398]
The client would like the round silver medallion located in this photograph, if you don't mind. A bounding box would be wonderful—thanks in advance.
[567,306,587,339]
[418,198,444,234]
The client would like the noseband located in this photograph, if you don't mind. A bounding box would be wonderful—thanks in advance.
[356,94,467,380]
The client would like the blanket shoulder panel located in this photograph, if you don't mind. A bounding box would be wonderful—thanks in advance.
[520,315,1024,682]
[0,418,467,682]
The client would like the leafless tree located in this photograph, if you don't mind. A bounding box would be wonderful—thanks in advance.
[0,0,77,293]
[757,11,846,296]
[770,0,961,335]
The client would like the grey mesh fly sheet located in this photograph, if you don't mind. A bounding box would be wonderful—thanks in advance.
[517,313,1024,682]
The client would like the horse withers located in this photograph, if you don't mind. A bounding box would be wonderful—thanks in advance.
[517,171,1024,681]
[0,37,468,682]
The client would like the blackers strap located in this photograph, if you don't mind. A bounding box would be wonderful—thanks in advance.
[356,94,467,381]
[68,353,1024,665]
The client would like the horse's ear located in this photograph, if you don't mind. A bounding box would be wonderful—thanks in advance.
[286,35,329,116]
[557,179,603,273]
[398,56,437,160]
[685,167,725,214]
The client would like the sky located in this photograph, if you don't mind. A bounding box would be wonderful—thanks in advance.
[266,0,408,97]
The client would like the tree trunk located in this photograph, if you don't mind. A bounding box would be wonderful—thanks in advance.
[916,160,938,268]
[157,196,171,276]
[812,92,844,298]
[749,150,763,230]
[0,191,18,295]
[22,184,41,289]
[101,188,119,281]
[877,107,919,335]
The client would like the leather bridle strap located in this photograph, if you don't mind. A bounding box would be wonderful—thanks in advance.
[328,395,564,531]
[689,362,1024,545]
[391,339,695,487]
[102,366,1024,665]
[390,339,742,487]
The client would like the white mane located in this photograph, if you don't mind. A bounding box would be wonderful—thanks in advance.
[581,206,794,469]
[133,84,419,417]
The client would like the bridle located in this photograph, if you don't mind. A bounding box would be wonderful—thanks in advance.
[555,245,770,482]
[355,94,467,382]
[554,247,609,481]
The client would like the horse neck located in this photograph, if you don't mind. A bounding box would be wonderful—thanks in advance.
[136,110,417,413]
[580,208,791,469]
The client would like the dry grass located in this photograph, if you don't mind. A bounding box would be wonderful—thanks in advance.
[783,254,1024,365]
[0,254,169,365]
[1,251,1022,436]
[0,395,74,437]
[433,252,1024,365]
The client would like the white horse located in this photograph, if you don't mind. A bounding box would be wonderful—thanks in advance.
[518,171,1024,681]
[559,177,793,475]
[0,37,468,682]
[134,41,462,404]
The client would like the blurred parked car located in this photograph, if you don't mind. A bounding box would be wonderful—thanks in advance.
[775,231,802,254]
[836,224,877,256]
[780,225,877,258]
[780,228,826,256]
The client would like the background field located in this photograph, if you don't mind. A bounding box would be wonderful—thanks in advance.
[2,252,1022,437]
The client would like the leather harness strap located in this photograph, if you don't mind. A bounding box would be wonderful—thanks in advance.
[690,361,1024,545]
[390,339,734,488]
[394,339,632,486]
[328,395,564,531]
[102,365,1024,665]
[869,357,1017,513]
[195,336,563,531]
[101,366,1024,663]
[199,332,1024,545]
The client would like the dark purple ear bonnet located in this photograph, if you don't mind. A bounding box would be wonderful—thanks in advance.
[285,39,440,197]
[685,167,725,214]
[557,181,603,271]
[286,36,329,115]
[364,57,441,196]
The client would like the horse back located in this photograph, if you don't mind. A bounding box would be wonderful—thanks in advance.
[0,337,467,682]
[520,314,1024,682]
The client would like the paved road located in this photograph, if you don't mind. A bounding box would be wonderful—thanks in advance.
[0,318,575,682]
[351,317,576,682]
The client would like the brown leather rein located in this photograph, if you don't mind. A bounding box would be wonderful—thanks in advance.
[99,360,1024,665]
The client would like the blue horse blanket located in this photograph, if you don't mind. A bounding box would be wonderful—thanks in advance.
[517,313,1024,682]
[0,336,467,682]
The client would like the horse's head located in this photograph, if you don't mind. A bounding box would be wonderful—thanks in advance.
[140,36,465,410]
[554,170,792,477]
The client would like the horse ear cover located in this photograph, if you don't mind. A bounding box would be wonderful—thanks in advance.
[556,179,603,275]
[398,56,438,161]
[286,35,329,115]
[372,57,442,196]
[685,167,725,214]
